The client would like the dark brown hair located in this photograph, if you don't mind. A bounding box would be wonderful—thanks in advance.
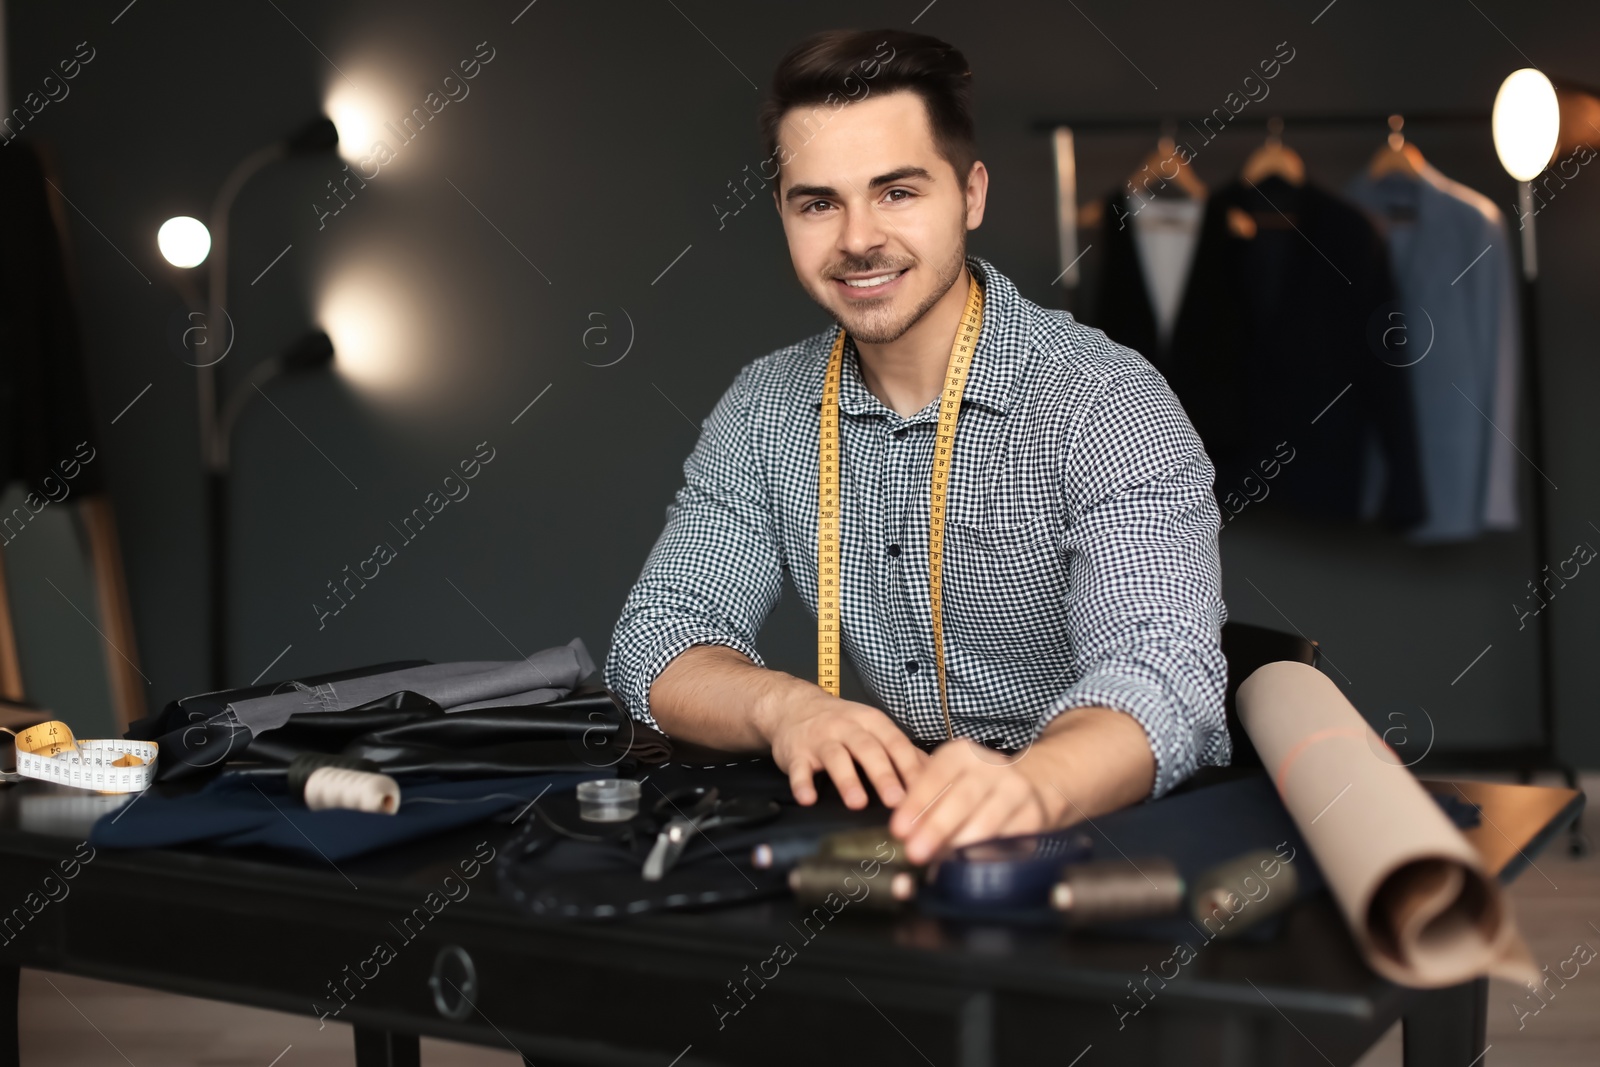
[758,29,976,184]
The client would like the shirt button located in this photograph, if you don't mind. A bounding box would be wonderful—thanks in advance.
[893,428,908,440]
[905,660,919,674]
[887,543,901,557]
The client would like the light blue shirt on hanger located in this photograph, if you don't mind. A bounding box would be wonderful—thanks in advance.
[1346,162,1521,543]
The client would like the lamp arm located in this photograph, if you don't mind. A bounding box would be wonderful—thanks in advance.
[198,141,289,466]
[212,356,289,473]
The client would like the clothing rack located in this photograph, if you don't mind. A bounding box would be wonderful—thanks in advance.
[1039,111,1493,291]
[1029,111,1489,133]
[1037,109,1580,812]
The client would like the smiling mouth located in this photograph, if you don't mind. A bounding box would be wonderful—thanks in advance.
[835,268,909,290]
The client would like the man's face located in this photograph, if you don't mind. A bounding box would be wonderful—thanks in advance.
[774,90,986,345]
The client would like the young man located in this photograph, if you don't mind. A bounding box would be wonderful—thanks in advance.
[605,29,1229,864]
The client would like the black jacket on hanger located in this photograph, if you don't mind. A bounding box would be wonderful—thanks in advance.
[1089,189,1183,376]
[0,143,105,499]
[1115,175,1425,530]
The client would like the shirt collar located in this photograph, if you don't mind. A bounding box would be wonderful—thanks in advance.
[806,255,1027,419]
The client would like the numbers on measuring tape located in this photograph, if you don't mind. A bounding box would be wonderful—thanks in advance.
[817,275,983,738]
[9,720,158,793]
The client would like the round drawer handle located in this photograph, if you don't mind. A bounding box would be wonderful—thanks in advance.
[428,945,478,1021]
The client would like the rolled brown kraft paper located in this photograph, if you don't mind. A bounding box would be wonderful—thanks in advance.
[1236,660,1539,988]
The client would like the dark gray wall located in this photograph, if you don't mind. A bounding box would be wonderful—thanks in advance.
[7,0,1599,765]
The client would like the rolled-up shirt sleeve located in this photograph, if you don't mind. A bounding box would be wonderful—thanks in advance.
[1034,366,1231,799]
[604,362,784,731]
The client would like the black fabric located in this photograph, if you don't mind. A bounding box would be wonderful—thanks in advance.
[1218,622,1320,770]
[126,660,432,741]
[0,142,105,498]
[130,660,669,781]
[1088,177,1425,529]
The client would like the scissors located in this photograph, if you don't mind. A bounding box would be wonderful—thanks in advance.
[642,786,780,882]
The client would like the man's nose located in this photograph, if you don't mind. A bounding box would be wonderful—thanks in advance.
[837,203,889,260]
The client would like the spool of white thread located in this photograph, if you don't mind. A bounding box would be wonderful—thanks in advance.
[302,765,401,815]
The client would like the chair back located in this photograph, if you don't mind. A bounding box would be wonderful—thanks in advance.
[1219,621,1319,769]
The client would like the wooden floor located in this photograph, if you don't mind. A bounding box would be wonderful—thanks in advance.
[16,773,1597,1066]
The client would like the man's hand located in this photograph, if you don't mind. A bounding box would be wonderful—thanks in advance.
[887,738,1064,864]
[761,692,929,810]
[648,646,928,807]
[887,705,1157,865]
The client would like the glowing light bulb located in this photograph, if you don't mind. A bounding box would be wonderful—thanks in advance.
[1493,69,1561,182]
[325,83,382,165]
[319,273,411,393]
[158,215,211,268]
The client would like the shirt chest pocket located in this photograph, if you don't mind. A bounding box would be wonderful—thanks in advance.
[939,512,1071,661]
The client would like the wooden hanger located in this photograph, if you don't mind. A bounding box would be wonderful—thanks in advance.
[1081,124,1206,229]
[1128,124,1208,201]
[1367,113,1426,179]
[1240,116,1306,186]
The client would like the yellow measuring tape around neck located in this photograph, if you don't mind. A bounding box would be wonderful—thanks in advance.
[818,271,984,740]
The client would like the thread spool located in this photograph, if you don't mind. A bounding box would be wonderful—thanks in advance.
[929,833,1092,910]
[1050,857,1184,926]
[1189,849,1299,938]
[303,766,401,814]
[751,837,820,870]
[753,826,900,870]
[817,827,900,862]
[576,778,641,822]
[287,753,399,815]
[789,860,917,911]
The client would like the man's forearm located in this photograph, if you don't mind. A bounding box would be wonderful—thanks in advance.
[647,644,819,750]
[1033,706,1159,821]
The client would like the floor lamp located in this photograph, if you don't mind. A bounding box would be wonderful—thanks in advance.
[1490,70,1600,850]
[156,117,340,690]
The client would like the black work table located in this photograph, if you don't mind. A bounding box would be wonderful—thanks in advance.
[0,768,1580,1067]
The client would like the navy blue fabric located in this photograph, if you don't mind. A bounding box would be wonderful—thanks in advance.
[89,772,597,861]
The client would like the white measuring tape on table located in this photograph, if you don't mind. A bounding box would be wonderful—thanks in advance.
[4,720,158,794]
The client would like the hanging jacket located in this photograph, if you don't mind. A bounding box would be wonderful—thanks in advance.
[1158,175,1426,530]
[1089,189,1205,378]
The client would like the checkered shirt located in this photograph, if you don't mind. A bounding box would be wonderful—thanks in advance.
[605,256,1230,798]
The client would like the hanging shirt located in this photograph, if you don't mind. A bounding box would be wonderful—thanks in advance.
[1418,161,1521,533]
[1089,190,1204,378]
[1345,163,1521,542]
[1130,197,1205,352]
[605,256,1230,799]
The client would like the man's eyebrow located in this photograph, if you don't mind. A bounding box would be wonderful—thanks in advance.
[782,166,936,203]
[867,166,934,188]
[783,183,838,203]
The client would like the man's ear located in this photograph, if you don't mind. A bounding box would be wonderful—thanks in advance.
[963,160,990,230]
[772,185,783,215]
